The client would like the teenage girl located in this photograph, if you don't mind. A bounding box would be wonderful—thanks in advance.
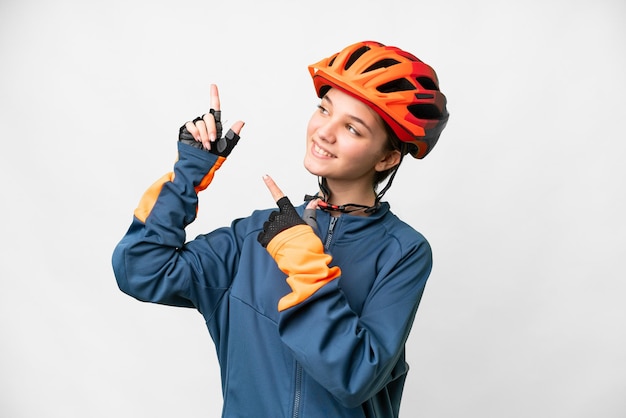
[113,40,448,417]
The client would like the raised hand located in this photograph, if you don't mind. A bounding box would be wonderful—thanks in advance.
[179,84,245,157]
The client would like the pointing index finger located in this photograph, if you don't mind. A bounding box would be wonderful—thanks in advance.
[210,84,221,111]
[262,175,285,202]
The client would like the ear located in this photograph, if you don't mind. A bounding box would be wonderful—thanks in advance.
[375,150,402,172]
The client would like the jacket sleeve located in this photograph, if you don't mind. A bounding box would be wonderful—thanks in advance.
[266,224,341,311]
[111,142,240,313]
[275,233,432,408]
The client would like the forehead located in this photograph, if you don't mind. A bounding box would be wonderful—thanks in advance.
[323,88,384,130]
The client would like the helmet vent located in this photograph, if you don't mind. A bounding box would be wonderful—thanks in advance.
[344,46,371,70]
[408,103,442,120]
[377,78,416,93]
[364,59,401,73]
[416,77,439,91]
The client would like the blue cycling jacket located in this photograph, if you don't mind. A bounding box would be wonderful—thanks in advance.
[112,143,433,417]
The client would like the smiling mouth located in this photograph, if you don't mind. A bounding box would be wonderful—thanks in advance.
[313,142,336,158]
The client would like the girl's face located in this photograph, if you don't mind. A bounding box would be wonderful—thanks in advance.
[304,88,398,187]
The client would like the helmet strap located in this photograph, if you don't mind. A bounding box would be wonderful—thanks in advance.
[375,142,408,200]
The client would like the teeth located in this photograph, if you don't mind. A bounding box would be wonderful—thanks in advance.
[314,143,334,157]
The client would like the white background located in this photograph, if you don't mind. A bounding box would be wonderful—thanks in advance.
[1,0,625,417]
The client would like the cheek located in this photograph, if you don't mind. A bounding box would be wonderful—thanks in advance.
[306,119,315,139]
[306,112,321,137]
[347,140,380,159]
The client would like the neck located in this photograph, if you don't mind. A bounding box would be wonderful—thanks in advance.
[319,178,377,208]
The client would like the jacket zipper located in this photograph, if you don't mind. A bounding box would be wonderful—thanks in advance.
[324,216,338,250]
[292,215,338,418]
[293,363,303,418]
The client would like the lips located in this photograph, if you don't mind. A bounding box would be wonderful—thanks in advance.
[313,142,336,158]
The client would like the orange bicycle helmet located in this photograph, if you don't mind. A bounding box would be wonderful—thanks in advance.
[308,40,449,158]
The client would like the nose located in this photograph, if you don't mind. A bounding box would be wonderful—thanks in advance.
[316,119,337,144]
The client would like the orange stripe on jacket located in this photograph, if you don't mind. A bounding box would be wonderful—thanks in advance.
[134,172,175,223]
[133,156,225,223]
[195,156,225,192]
[266,224,341,312]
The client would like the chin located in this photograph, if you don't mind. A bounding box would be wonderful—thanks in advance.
[303,156,325,178]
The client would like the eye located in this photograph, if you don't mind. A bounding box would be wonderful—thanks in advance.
[317,104,329,115]
[346,124,361,136]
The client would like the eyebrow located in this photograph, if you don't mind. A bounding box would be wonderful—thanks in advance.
[322,95,374,134]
